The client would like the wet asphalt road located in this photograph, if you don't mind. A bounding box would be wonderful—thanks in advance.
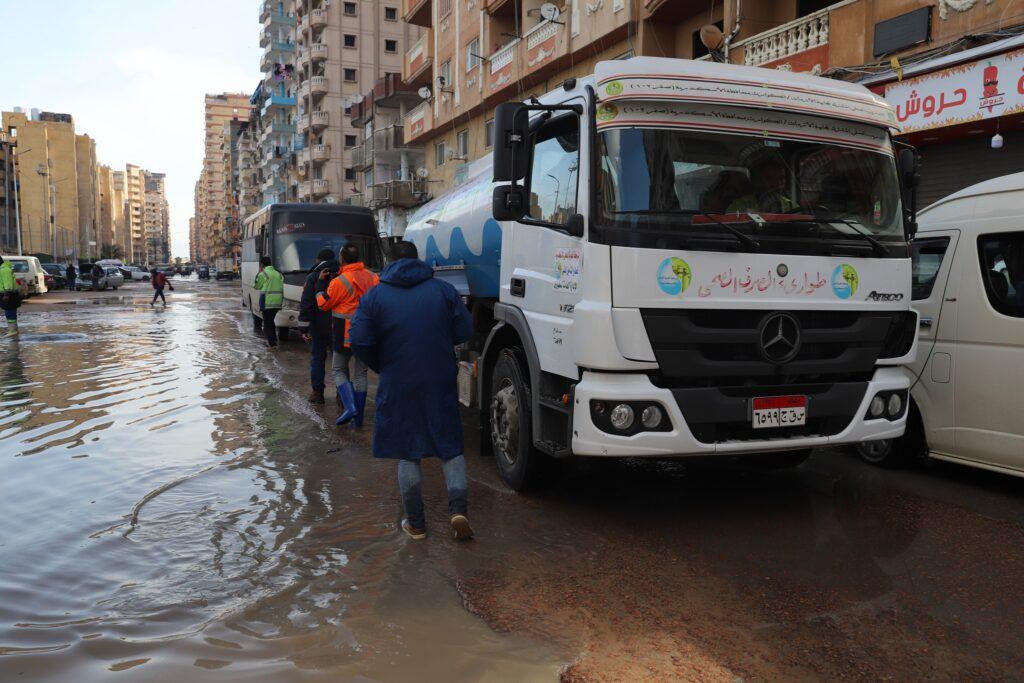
[1,279,1023,681]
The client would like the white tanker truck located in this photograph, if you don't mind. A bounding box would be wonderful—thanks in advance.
[405,56,920,491]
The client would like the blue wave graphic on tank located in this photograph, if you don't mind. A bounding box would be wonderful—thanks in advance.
[421,219,502,298]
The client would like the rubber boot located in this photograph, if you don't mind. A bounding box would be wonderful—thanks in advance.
[353,391,368,427]
[6,320,17,337]
[335,382,357,425]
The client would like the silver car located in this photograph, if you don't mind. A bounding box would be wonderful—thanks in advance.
[104,267,125,290]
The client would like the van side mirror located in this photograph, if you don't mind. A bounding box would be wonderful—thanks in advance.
[492,103,530,182]
[493,185,527,221]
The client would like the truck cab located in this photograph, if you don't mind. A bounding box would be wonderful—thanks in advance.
[407,57,920,490]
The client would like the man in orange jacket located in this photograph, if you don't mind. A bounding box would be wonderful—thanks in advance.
[316,243,379,426]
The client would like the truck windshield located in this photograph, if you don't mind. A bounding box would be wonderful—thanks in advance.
[596,127,905,255]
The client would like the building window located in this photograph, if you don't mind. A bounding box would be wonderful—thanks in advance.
[345,134,357,148]
[979,233,1024,318]
[385,6,397,20]
[435,141,446,167]
[385,39,398,53]
[344,105,352,115]
[439,0,452,17]
[456,129,469,158]
[485,118,495,148]
[345,167,355,181]
[344,1,357,15]
[466,38,481,71]
[911,238,950,301]
[344,34,357,49]
[439,60,451,88]
[344,68,357,82]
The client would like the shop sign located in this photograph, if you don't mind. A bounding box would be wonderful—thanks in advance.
[885,47,1024,132]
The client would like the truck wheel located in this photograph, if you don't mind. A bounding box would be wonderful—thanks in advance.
[490,348,545,491]
[856,402,925,469]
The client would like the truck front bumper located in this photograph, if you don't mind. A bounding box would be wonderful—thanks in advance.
[571,366,909,457]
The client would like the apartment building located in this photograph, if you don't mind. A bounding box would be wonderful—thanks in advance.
[143,171,170,264]
[348,72,429,236]
[189,216,198,263]
[235,118,262,224]
[74,134,99,260]
[0,131,17,254]
[194,93,251,263]
[125,164,146,264]
[1,109,81,258]
[111,170,130,259]
[291,0,420,204]
[399,0,1024,206]
[259,1,299,206]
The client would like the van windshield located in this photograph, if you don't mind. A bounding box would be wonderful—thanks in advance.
[596,126,905,256]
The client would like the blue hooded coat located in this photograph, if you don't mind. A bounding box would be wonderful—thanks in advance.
[349,259,473,461]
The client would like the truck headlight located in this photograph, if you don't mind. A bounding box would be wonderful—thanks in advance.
[610,404,635,431]
[869,395,885,418]
[887,393,903,417]
[641,405,663,429]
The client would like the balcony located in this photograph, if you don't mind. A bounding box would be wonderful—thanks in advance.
[351,144,368,169]
[299,14,309,33]
[311,110,329,131]
[312,179,329,197]
[311,42,327,63]
[310,8,327,29]
[297,114,309,132]
[403,31,433,88]
[402,0,431,27]
[259,27,271,48]
[310,76,328,97]
[370,179,429,208]
[736,7,830,68]
[487,39,518,94]
[297,147,311,165]
[262,92,297,113]
[404,101,433,143]
[312,144,330,163]
[523,19,564,76]
[260,0,270,22]
[265,10,295,27]
[298,180,312,199]
[272,40,294,54]
[297,49,310,70]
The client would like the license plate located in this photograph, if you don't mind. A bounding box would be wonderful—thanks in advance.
[752,395,807,429]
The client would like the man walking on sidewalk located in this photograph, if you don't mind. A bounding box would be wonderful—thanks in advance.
[0,256,21,337]
[256,257,284,348]
[299,248,338,404]
[316,244,378,425]
[66,262,77,291]
[150,269,174,306]
[349,241,475,541]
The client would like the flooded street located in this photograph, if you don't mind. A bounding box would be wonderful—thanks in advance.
[3,280,1024,681]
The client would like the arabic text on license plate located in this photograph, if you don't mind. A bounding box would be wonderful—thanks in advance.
[752,395,807,429]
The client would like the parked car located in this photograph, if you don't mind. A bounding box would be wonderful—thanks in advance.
[1,255,47,296]
[197,265,210,280]
[103,267,125,290]
[120,265,150,281]
[41,263,68,289]
[76,263,113,291]
[857,172,1024,478]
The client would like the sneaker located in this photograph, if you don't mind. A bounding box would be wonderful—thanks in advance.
[450,514,474,541]
[401,519,427,540]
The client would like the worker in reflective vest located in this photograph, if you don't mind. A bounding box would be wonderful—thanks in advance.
[316,243,379,426]
[255,256,285,348]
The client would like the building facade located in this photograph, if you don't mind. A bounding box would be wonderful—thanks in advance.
[260,1,299,206]
[0,131,17,254]
[74,134,99,260]
[143,171,170,264]
[396,0,1024,213]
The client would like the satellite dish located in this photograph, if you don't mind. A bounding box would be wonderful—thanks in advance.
[416,167,428,179]
[699,24,725,51]
[540,2,560,22]
[417,86,432,100]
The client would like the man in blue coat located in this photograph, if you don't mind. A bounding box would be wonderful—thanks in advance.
[349,241,475,541]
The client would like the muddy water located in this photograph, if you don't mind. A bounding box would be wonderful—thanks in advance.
[0,284,562,681]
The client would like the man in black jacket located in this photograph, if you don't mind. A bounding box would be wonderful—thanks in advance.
[299,248,338,404]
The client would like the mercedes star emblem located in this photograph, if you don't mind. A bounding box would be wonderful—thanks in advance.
[759,312,801,364]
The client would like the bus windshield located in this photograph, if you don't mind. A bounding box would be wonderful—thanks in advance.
[270,210,381,273]
[596,126,905,255]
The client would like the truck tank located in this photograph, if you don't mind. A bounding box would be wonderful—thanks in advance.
[404,157,502,299]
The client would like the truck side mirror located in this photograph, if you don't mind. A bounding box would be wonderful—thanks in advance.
[492,103,529,182]
[897,147,920,190]
[493,185,527,221]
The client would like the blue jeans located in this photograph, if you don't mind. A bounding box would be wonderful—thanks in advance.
[397,455,468,529]
[310,332,329,391]
[152,287,165,304]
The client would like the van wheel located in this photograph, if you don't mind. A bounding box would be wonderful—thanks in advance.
[489,348,546,491]
[856,402,926,468]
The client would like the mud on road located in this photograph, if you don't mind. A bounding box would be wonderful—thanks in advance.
[2,280,1023,681]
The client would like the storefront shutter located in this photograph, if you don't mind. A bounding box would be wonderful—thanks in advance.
[917,131,1024,208]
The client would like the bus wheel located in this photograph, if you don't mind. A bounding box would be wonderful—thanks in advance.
[489,348,545,491]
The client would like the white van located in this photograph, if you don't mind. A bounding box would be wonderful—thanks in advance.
[857,173,1024,478]
[2,255,47,296]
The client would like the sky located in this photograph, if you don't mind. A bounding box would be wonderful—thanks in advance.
[0,1,262,259]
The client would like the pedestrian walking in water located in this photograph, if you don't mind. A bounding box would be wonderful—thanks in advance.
[349,241,474,541]
[316,244,378,425]
[150,269,174,306]
[255,256,284,348]
[65,262,77,291]
[0,256,22,337]
[299,248,338,404]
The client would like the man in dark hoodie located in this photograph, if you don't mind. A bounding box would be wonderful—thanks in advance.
[349,241,475,541]
[299,248,338,404]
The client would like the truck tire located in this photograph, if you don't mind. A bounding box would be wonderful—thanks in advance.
[489,348,545,491]
[856,403,925,469]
